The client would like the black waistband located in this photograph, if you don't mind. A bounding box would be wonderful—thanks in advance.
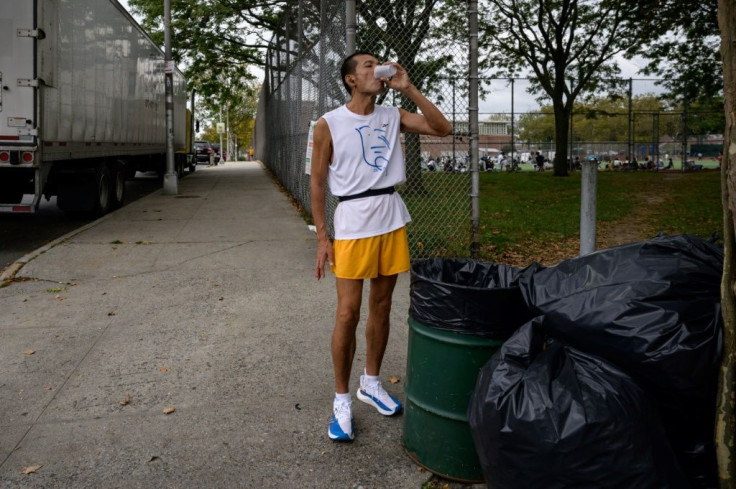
[338,186,395,202]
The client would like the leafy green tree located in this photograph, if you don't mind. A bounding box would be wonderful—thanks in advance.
[127,0,273,117]
[479,0,647,176]
[518,95,682,148]
[626,0,721,103]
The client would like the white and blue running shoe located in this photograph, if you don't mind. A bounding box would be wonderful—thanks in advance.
[356,374,403,416]
[328,400,354,442]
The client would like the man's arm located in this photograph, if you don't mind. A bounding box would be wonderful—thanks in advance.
[380,63,452,137]
[310,118,334,280]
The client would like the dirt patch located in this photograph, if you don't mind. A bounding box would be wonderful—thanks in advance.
[486,191,669,268]
[597,192,665,250]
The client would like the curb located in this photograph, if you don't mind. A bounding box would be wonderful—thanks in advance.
[0,207,117,288]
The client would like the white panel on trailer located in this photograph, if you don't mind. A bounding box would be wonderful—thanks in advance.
[38,0,188,161]
[0,0,36,144]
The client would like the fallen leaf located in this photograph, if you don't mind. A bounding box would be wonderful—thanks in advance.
[46,287,65,293]
[218,296,224,301]
[163,406,175,415]
[417,466,426,473]
[389,375,400,384]
[158,366,169,373]
[120,394,131,406]
[22,465,42,474]
[23,350,35,355]
[54,295,64,301]
[294,403,301,410]
[107,311,116,316]
[43,386,53,391]
[148,456,160,462]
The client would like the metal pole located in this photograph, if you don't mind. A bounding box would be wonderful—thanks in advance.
[655,112,660,165]
[219,100,224,165]
[452,78,456,162]
[510,78,515,163]
[681,100,688,170]
[469,0,480,257]
[162,0,178,194]
[569,77,573,169]
[319,0,327,112]
[651,112,655,163]
[346,0,356,53]
[190,89,195,146]
[627,78,633,166]
[189,88,195,170]
[570,108,574,169]
[580,159,597,255]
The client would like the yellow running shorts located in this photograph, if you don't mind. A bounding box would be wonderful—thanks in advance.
[331,227,410,279]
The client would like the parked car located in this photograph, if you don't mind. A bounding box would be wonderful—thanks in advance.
[194,141,215,165]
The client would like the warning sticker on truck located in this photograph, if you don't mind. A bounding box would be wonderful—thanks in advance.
[7,118,28,127]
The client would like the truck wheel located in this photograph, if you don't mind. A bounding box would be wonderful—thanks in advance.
[176,157,185,179]
[188,156,196,173]
[110,164,126,210]
[93,165,112,216]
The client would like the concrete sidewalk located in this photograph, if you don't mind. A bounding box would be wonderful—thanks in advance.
[0,161,466,488]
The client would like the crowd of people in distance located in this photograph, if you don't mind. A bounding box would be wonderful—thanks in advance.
[421,151,550,173]
[421,151,723,173]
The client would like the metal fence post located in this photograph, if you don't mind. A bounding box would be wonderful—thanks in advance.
[510,78,515,162]
[452,78,456,161]
[580,159,597,255]
[682,99,688,170]
[319,0,327,115]
[627,78,633,164]
[346,0,356,54]
[297,0,303,136]
[469,0,480,257]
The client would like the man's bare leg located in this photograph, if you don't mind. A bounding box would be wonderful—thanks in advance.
[332,277,364,393]
[365,274,398,376]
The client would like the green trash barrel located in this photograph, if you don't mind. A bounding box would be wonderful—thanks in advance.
[403,258,537,483]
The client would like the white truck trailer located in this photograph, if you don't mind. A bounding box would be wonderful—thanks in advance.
[0,0,194,215]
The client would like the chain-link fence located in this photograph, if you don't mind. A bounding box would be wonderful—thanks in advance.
[255,1,723,260]
[480,77,723,171]
[256,0,474,259]
[255,0,348,239]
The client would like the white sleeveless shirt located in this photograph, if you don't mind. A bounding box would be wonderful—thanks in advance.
[322,104,411,240]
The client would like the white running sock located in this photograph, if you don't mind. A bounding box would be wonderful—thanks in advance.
[364,371,379,384]
[335,392,351,404]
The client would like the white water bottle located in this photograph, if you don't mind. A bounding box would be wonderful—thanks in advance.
[374,64,397,79]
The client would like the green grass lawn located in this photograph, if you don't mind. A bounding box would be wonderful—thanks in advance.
[403,169,723,266]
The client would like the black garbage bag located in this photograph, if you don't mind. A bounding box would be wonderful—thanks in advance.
[468,319,690,489]
[409,258,542,338]
[518,233,722,488]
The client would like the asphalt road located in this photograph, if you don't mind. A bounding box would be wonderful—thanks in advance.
[0,172,164,272]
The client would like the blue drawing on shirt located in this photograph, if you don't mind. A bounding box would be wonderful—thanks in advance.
[355,125,391,172]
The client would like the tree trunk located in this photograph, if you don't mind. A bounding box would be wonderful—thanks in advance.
[717,0,736,487]
[553,101,570,177]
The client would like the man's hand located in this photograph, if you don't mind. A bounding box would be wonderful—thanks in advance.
[381,62,412,93]
[315,238,334,280]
